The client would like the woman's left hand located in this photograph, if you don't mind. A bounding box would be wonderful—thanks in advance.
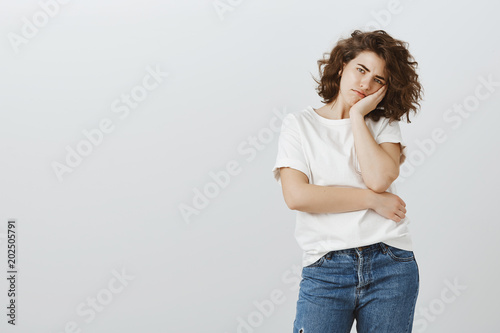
[351,85,387,117]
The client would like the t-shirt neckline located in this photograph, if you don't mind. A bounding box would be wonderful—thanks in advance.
[307,106,351,126]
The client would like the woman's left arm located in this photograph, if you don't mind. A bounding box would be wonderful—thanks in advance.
[350,85,400,193]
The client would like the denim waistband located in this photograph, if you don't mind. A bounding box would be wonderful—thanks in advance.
[325,242,387,258]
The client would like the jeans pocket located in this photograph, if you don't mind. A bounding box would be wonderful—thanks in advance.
[385,244,415,262]
[304,254,326,268]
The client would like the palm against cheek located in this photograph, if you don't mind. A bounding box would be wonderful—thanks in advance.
[352,85,387,116]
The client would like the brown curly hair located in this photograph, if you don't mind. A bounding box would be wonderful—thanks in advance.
[312,29,423,124]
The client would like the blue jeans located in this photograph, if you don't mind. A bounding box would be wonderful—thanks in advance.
[293,242,419,333]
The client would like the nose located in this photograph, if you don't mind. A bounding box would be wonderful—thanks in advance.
[360,76,372,92]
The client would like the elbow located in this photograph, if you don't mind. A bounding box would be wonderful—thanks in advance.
[284,196,296,210]
[287,202,299,211]
[283,187,305,211]
[365,172,399,193]
[284,193,301,211]
[367,182,389,194]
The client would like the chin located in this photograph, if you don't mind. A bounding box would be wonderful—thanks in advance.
[349,98,359,106]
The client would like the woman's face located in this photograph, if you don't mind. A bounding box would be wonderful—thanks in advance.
[338,51,388,107]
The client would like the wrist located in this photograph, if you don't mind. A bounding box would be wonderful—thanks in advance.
[349,109,364,119]
[365,189,378,210]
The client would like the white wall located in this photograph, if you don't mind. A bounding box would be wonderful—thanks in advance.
[0,0,498,332]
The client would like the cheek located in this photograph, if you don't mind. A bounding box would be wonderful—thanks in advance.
[339,75,349,90]
[341,72,356,87]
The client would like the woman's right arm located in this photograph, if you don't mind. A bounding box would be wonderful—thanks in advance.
[279,167,407,222]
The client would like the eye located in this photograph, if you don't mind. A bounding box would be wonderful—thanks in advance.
[375,78,382,84]
[357,67,365,73]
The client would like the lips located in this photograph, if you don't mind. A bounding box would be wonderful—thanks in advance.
[353,89,366,98]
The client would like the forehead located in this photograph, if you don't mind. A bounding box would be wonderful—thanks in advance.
[349,51,387,76]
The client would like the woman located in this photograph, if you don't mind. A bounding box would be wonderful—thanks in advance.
[272,30,423,332]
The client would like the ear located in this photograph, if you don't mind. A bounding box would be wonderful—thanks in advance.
[338,63,347,76]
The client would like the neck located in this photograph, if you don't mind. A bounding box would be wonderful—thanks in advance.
[324,95,351,119]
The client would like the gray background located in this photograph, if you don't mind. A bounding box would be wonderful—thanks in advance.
[0,0,498,332]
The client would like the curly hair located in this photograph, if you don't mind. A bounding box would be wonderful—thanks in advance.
[312,30,423,124]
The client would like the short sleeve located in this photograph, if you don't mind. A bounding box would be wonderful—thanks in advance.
[272,113,311,185]
[375,117,407,165]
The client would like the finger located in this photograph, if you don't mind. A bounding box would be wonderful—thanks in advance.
[393,213,402,222]
[378,86,387,96]
[376,85,387,96]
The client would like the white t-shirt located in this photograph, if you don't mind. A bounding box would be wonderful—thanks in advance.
[272,106,413,268]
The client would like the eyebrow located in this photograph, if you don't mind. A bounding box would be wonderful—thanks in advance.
[357,64,386,82]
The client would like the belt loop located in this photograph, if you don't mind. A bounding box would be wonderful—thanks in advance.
[379,242,387,254]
